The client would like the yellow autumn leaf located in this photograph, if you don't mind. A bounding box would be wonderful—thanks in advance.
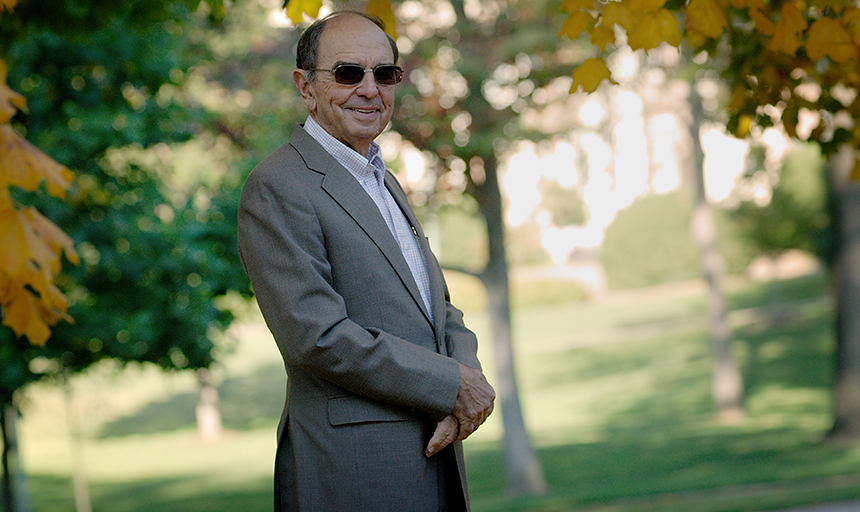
[1,57,77,345]
[805,17,858,63]
[570,57,617,94]
[602,1,637,31]
[844,8,860,47]
[734,114,753,138]
[0,125,74,199]
[767,2,807,56]
[727,85,747,111]
[628,8,681,50]
[0,59,27,125]
[685,0,728,39]
[748,8,775,36]
[559,10,595,39]
[285,0,322,25]
[628,0,667,14]
[2,287,53,345]
[366,0,397,40]
[817,0,853,15]
[0,201,29,277]
[850,157,860,181]
[0,203,75,344]
[685,29,709,48]
[561,0,595,13]
[0,0,17,13]
[592,24,617,50]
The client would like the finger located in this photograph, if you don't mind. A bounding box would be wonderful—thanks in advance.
[455,419,477,442]
[426,416,458,457]
[427,422,457,456]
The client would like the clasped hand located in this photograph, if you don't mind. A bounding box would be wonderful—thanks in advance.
[425,363,495,457]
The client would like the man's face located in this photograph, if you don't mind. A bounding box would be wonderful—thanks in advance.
[294,16,397,157]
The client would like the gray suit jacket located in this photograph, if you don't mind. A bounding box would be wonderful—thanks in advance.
[238,125,482,511]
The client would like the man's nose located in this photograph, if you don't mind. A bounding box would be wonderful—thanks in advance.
[355,71,379,97]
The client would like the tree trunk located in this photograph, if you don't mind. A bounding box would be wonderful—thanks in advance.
[196,368,223,441]
[471,155,547,495]
[688,88,745,423]
[826,146,860,443]
[2,404,32,512]
[63,385,92,512]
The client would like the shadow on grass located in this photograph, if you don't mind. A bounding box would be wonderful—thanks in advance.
[467,433,860,512]
[98,364,285,438]
[29,473,273,512]
[602,274,829,333]
[466,304,848,512]
[60,276,846,512]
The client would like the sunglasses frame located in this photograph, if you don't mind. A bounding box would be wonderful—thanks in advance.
[309,64,404,86]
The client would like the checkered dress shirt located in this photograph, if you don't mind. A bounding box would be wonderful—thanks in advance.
[304,117,434,323]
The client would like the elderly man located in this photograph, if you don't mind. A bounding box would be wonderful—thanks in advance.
[237,10,495,512]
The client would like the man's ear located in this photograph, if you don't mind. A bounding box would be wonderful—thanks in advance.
[293,69,316,113]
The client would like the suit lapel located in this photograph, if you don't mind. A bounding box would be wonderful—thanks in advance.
[289,126,433,329]
[384,173,448,351]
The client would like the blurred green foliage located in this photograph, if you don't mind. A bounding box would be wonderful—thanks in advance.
[0,0,306,403]
[730,143,831,264]
[600,191,754,289]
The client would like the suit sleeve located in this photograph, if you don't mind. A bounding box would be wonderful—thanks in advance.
[443,300,482,371]
[238,157,461,421]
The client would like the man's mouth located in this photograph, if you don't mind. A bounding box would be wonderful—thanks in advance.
[349,107,378,114]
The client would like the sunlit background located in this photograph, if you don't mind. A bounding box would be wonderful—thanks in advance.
[4,0,856,510]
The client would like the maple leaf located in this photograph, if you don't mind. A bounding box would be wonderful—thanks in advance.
[0,199,28,278]
[628,9,681,50]
[0,60,27,124]
[0,125,74,199]
[22,206,80,270]
[817,0,853,14]
[685,0,728,40]
[570,57,618,94]
[366,0,397,40]
[561,0,595,13]
[844,8,860,47]
[0,202,76,345]
[748,8,775,36]
[767,2,807,56]
[2,287,53,345]
[628,0,667,14]
[1,57,77,345]
[285,0,322,25]
[851,157,860,181]
[602,1,637,31]
[591,24,617,50]
[806,17,858,63]
[559,10,595,39]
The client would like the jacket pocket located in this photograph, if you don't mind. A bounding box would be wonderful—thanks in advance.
[327,394,412,426]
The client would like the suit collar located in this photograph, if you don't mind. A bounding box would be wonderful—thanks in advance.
[288,125,438,331]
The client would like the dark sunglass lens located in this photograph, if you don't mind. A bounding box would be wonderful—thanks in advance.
[334,65,365,85]
[374,66,402,85]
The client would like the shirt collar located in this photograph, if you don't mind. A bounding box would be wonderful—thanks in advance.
[303,116,385,181]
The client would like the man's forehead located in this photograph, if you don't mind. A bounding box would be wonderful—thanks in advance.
[318,15,393,62]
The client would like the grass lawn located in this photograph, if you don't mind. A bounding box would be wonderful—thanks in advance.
[15,270,860,512]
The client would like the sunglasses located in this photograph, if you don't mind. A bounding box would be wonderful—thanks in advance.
[310,64,404,86]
